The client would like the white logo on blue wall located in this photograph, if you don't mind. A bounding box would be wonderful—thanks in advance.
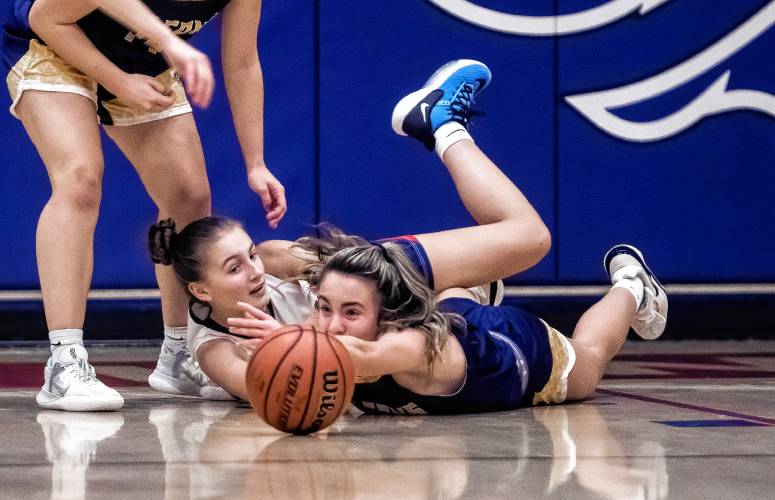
[566,2,775,142]
[427,0,671,36]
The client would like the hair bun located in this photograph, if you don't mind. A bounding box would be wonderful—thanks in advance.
[148,218,177,265]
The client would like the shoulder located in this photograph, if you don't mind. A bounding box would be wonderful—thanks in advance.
[265,274,311,295]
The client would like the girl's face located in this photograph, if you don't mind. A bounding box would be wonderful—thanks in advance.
[315,271,381,341]
[190,226,270,324]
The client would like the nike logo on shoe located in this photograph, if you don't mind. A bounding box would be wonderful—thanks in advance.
[420,103,430,123]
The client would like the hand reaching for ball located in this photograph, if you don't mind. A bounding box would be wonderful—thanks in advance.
[228,301,283,338]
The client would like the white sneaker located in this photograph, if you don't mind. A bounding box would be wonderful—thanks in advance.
[604,244,668,340]
[148,345,233,400]
[36,345,124,411]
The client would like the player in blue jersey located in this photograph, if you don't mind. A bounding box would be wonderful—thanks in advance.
[3,0,284,410]
[148,61,557,401]
[232,60,668,414]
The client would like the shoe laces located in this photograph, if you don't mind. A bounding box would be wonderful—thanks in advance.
[59,358,96,384]
[75,358,97,383]
[450,83,484,125]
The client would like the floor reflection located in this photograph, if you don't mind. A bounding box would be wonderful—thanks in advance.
[37,411,124,500]
[532,404,669,500]
[35,399,669,500]
[188,402,666,499]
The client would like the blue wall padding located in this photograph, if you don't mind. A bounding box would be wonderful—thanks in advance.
[317,0,557,284]
[557,0,775,282]
[1,0,774,289]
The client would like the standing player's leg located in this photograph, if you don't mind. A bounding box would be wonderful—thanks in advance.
[565,245,668,401]
[391,60,551,291]
[104,113,223,398]
[16,91,123,411]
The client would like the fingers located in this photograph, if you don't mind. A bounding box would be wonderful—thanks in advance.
[144,77,175,110]
[227,317,276,337]
[195,59,214,107]
[182,57,214,108]
[236,301,273,320]
[148,77,172,97]
[265,183,287,229]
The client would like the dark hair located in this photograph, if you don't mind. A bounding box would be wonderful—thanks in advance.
[296,225,460,365]
[148,216,242,288]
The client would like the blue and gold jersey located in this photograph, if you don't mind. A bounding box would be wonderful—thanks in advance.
[3,0,230,74]
[352,298,555,415]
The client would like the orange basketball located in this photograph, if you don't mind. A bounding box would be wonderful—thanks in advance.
[245,325,355,434]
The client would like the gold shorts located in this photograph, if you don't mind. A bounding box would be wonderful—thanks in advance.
[532,319,577,406]
[6,39,191,126]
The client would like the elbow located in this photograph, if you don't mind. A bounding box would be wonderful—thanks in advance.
[28,3,45,36]
[534,222,552,262]
[222,53,260,78]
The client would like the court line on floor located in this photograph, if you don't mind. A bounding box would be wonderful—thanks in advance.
[596,388,775,425]
[601,383,775,391]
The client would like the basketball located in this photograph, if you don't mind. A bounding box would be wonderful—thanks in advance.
[244,325,355,434]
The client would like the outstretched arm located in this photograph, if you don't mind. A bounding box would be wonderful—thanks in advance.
[221,0,287,229]
[335,331,429,380]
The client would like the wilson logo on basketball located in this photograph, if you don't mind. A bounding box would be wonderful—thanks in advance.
[309,370,340,431]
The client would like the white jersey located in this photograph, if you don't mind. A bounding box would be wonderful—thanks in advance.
[187,274,315,360]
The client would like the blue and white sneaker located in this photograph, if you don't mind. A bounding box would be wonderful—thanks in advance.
[604,244,668,340]
[392,59,491,150]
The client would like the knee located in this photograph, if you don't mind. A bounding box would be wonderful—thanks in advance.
[504,219,552,266]
[565,345,606,401]
[566,371,601,402]
[51,161,103,213]
[166,181,211,221]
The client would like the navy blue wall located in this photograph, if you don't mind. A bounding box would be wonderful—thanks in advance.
[1,0,773,289]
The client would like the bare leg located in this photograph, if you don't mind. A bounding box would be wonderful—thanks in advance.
[104,113,211,328]
[415,139,551,291]
[18,91,123,410]
[566,288,637,401]
[256,139,549,290]
[16,91,103,331]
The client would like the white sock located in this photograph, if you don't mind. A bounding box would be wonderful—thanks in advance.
[49,329,84,351]
[434,121,473,159]
[612,277,645,312]
[49,329,86,364]
[163,325,188,352]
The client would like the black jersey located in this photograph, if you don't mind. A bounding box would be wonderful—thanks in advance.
[3,0,231,75]
[76,0,231,76]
